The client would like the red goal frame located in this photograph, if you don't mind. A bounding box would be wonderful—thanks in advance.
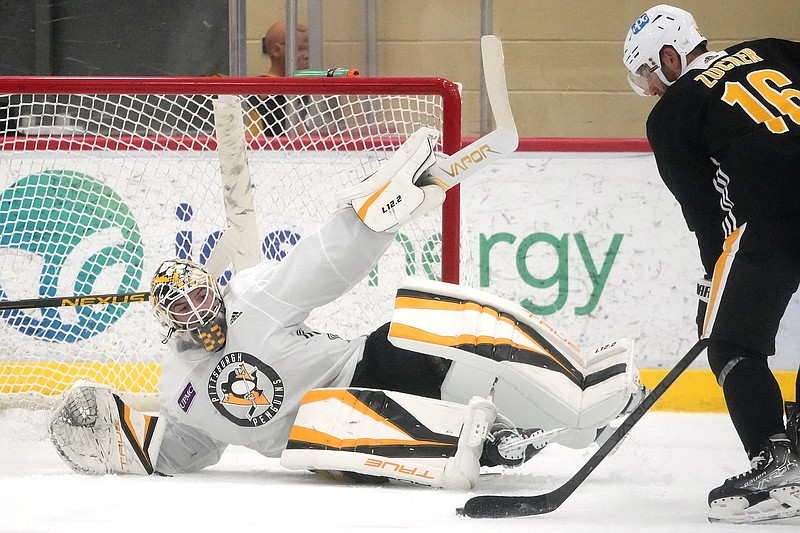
[0,75,463,283]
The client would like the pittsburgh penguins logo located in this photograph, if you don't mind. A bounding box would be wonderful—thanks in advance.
[208,352,284,427]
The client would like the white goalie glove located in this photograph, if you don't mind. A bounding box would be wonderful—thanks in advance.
[49,382,165,475]
[338,127,446,232]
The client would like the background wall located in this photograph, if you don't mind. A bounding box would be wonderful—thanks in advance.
[1,1,795,139]
[0,1,228,77]
[246,1,800,138]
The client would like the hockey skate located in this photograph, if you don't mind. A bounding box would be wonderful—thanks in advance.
[708,436,800,523]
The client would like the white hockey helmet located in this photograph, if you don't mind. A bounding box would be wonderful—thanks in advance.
[150,258,226,350]
[623,5,707,95]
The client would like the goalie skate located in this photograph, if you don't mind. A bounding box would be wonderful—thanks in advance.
[49,382,165,475]
[479,414,564,468]
[708,437,800,523]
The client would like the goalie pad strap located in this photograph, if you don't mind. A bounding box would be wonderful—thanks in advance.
[280,388,496,489]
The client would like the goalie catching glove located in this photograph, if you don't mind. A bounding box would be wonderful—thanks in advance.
[49,382,165,475]
[338,127,445,232]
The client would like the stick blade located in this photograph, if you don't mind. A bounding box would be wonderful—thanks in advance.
[459,494,559,519]
[480,35,517,133]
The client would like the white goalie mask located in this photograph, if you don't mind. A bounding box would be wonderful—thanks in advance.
[623,4,707,96]
[150,259,227,352]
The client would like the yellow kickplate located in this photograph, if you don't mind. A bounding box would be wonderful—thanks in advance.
[640,369,797,412]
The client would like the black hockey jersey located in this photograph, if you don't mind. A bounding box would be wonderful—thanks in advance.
[646,38,800,275]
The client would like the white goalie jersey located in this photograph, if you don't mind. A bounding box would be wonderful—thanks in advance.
[51,206,643,478]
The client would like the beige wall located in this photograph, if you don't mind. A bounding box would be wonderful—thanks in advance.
[247,1,800,138]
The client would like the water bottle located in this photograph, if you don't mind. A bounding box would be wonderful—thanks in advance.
[293,68,360,78]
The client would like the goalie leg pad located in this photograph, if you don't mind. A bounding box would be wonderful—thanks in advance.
[280,388,496,489]
[387,277,641,447]
[49,382,165,475]
[337,127,444,232]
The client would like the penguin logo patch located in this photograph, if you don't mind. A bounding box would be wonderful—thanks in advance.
[208,352,284,427]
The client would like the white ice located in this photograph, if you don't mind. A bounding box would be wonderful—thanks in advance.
[1,409,799,533]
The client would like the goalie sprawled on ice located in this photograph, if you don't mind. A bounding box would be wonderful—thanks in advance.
[49,128,645,488]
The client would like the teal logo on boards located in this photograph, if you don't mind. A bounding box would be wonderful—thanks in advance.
[0,171,144,342]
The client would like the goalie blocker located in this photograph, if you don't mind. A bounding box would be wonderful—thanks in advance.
[337,127,446,233]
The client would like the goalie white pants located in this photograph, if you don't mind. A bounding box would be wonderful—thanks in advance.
[350,322,451,399]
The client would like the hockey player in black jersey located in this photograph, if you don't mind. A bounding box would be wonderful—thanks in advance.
[624,4,800,524]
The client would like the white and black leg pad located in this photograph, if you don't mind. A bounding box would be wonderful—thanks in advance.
[49,382,166,475]
[280,388,496,489]
[337,127,445,232]
[388,277,639,449]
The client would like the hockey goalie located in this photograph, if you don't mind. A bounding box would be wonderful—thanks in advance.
[48,128,646,488]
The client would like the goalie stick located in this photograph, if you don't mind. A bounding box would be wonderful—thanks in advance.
[419,35,518,190]
[457,338,710,519]
[211,94,261,273]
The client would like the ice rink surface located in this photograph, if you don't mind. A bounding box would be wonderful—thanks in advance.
[2,409,799,532]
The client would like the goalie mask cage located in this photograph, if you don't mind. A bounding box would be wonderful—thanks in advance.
[0,76,462,410]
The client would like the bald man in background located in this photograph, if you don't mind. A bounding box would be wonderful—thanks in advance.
[262,20,309,77]
[248,21,310,136]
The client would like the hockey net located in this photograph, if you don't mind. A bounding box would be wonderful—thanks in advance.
[0,76,462,410]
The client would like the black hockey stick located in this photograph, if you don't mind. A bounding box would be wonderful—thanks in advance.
[0,291,150,311]
[457,338,710,518]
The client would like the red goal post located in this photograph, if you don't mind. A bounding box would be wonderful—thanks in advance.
[0,76,462,409]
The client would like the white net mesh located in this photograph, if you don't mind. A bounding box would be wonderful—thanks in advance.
[0,77,461,409]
